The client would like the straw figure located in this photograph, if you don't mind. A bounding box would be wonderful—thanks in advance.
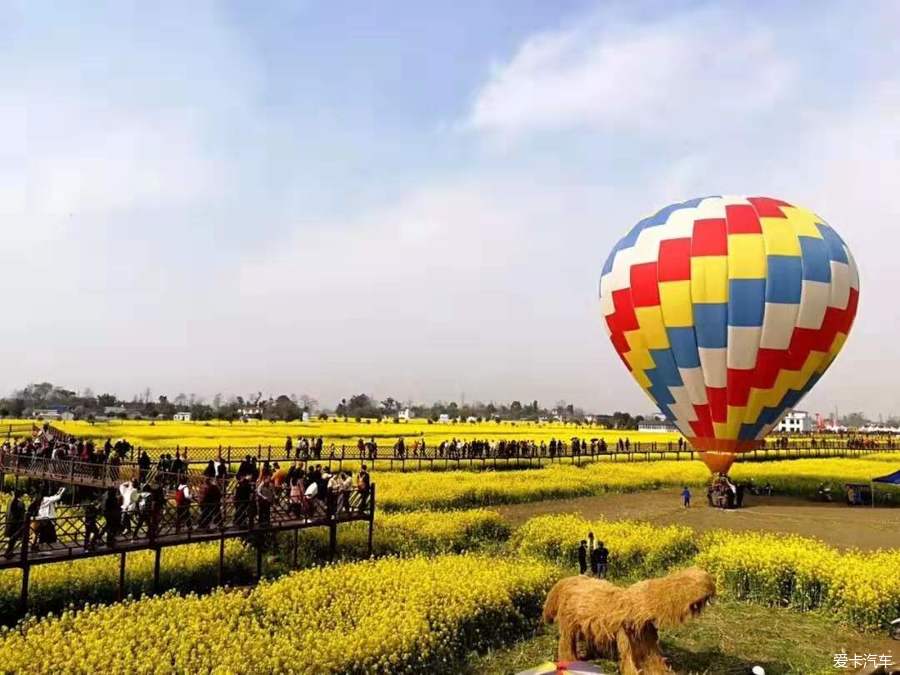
[543,567,716,675]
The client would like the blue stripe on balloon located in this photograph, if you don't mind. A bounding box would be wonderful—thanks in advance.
[693,303,728,349]
[748,371,825,440]
[601,197,710,276]
[739,421,764,441]
[728,279,766,327]
[649,349,683,387]
[799,236,832,283]
[816,223,849,264]
[666,327,701,368]
[765,255,803,303]
[645,347,691,422]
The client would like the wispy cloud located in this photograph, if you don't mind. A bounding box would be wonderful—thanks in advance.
[466,6,793,141]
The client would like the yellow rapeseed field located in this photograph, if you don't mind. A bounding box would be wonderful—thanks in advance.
[52,418,680,449]
[696,531,900,630]
[0,539,254,621]
[514,514,900,631]
[0,554,558,673]
[374,455,900,510]
[512,514,696,577]
[0,508,508,622]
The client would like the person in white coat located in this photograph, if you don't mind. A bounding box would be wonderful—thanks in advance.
[35,487,65,548]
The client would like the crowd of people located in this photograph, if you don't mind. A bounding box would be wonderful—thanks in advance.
[707,475,745,509]
[3,431,135,466]
[0,429,374,558]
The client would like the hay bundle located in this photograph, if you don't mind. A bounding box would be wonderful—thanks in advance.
[543,567,715,675]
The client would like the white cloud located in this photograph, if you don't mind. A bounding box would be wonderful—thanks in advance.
[467,7,792,140]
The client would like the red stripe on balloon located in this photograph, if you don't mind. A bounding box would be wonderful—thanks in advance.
[753,349,785,390]
[690,404,714,437]
[610,288,639,332]
[609,330,630,360]
[657,238,692,281]
[751,288,859,390]
[707,386,727,423]
[726,368,754,406]
[725,204,763,234]
[747,197,792,218]
[630,262,660,307]
[691,219,728,256]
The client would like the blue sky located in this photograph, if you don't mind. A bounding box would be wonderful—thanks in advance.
[2,0,899,416]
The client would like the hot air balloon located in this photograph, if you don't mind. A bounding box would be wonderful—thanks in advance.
[599,196,859,474]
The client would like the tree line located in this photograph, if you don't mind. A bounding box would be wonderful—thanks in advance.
[1,382,647,428]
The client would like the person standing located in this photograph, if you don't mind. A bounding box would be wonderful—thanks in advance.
[83,499,100,551]
[102,488,121,548]
[256,477,274,527]
[199,478,222,530]
[357,464,371,512]
[119,481,139,536]
[589,541,601,577]
[175,481,192,533]
[234,477,253,527]
[35,487,65,549]
[596,541,609,578]
[4,491,25,558]
[577,540,588,575]
[137,450,151,484]
[681,486,692,508]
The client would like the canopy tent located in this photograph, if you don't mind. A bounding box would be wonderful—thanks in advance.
[872,469,900,485]
[868,468,900,507]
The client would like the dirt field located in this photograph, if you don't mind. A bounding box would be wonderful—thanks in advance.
[497,488,900,550]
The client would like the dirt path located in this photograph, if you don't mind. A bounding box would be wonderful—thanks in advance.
[496,489,900,550]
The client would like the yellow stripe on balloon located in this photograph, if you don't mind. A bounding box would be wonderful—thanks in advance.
[658,280,693,327]
[690,256,728,303]
[744,350,828,422]
[779,206,826,239]
[634,306,670,350]
[760,217,802,256]
[724,405,747,440]
[727,234,767,279]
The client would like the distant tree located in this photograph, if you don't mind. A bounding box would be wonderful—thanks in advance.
[840,412,870,428]
[97,393,118,407]
[336,398,348,418]
[272,395,301,421]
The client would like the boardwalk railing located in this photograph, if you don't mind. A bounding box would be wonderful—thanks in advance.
[0,479,375,614]
[10,436,890,476]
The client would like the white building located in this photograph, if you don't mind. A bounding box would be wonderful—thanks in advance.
[775,410,811,434]
[32,409,62,420]
[173,411,192,422]
[638,418,676,433]
[437,414,450,424]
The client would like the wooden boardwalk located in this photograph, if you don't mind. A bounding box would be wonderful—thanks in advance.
[0,450,375,614]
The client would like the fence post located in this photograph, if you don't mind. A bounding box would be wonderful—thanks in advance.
[153,547,161,593]
[218,535,225,586]
[328,491,337,560]
[18,513,31,615]
[117,551,127,601]
[367,484,376,557]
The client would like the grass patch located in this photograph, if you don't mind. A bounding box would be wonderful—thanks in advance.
[467,598,897,674]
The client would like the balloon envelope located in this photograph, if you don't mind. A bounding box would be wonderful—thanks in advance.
[599,196,859,473]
